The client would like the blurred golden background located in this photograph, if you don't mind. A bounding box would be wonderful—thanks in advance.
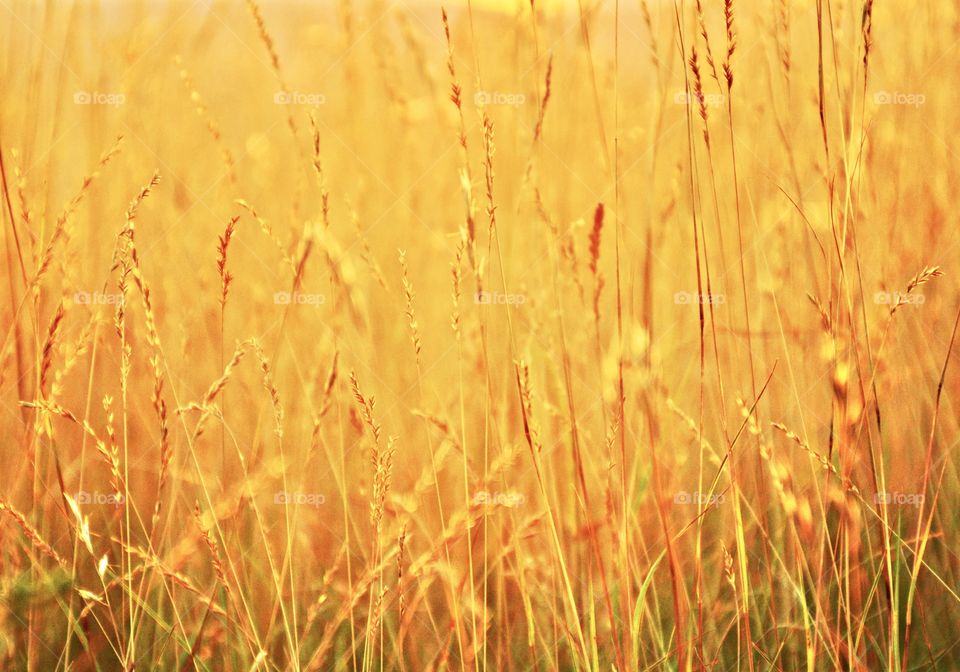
[0,0,958,670]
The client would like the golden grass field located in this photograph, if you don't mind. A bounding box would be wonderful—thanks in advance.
[0,0,958,669]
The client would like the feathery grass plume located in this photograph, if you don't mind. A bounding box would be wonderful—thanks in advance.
[254,340,284,439]
[38,301,65,399]
[217,216,239,309]
[514,360,542,454]
[112,178,147,626]
[442,7,477,272]
[234,199,295,272]
[194,501,231,596]
[368,585,389,663]
[722,0,735,88]
[100,395,124,500]
[214,213,240,476]
[777,0,791,77]
[396,525,407,621]
[118,171,160,287]
[291,222,315,300]
[371,436,396,532]
[892,265,942,315]
[120,175,170,538]
[179,339,252,440]
[116,543,227,614]
[807,293,832,332]
[398,250,422,363]
[0,498,64,566]
[588,203,603,276]
[308,113,331,229]
[688,47,710,147]
[350,370,382,448]
[441,8,466,151]
[589,203,605,323]
[351,367,393,670]
[47,316,93,406]
[533,55,553,143]
[32,300,66,441]
[34,137,123,285]
[316,349,339,418]
[113,246,131,355]
[771,422,859,494]
[482,114,498,236]
[694,0,720,85]
[861,0,875,80]
[20,400,110,462]
[721,541,736,589]
[450,240,464,338]
[350,368,393,526]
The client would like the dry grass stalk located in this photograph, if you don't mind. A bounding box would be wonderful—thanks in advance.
[217,216,239,309]
[0,498,64,566]
[398,250,422,363]
[194,501,231,595]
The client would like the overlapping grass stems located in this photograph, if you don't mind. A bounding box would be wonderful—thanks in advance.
[0,0,958,669]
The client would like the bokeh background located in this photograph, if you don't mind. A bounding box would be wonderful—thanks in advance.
[0,0,958,670]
